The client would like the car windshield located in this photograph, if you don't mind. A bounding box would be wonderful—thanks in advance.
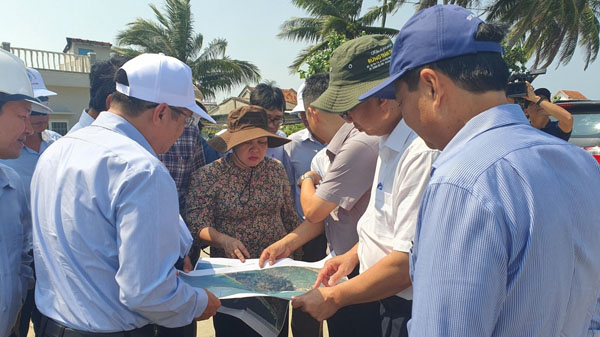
[571,112,600,138]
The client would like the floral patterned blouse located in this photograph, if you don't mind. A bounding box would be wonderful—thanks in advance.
[184,155,299,258]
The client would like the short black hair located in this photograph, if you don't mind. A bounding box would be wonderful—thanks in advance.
[250,83,286,112]
[401,22,509,94]
[534,88,551,100]
[112,68,157,117]
[302,73,330,110]
[89,55,130,112]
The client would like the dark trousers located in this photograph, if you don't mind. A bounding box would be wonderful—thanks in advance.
[155,322,197,337]
[379,296,412,337]
[326,266,381,337]
[291,233,327,337]
[38,314,154,337]
[213,311,289,337]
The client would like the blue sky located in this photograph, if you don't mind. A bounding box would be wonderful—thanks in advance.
[3,0,598,103]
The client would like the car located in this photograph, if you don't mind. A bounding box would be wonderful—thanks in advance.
[556,100,600,164]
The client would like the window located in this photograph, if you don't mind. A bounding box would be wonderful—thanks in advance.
[78,48,94,56]
[50,122,69,136]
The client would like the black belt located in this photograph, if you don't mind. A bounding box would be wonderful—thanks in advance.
[39,314,155,337]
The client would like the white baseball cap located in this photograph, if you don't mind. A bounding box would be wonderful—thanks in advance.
[0,49,52,114]
[26,68,57,98]
[115,53,216,123]
[291,82,306,114]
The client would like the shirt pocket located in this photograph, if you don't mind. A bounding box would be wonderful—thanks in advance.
[373,187,394,239]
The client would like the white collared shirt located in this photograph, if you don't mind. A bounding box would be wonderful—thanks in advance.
[356,119,439,300]
[67,109,95,134]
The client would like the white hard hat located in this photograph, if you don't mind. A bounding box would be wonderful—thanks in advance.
[26,67,57,98]
[291,82,306,114]
[0,49,52,114]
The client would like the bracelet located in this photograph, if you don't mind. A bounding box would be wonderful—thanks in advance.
[297,173,315,188]
[536,96,547,105]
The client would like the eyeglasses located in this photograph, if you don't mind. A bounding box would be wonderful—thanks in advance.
[30,111,47,116]
[338,111,350,121]
[268,117,283,126]
[169,106,196,127]
[146,103,196,127]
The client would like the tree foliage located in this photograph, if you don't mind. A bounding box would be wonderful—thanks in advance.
[115,0,261,99]
[280,0,399,73]
[299,32,349,79]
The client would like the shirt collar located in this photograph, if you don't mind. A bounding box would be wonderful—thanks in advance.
[433,104,528,170]
[327,122,355,156]
[379,119,417,153]
[0,164,16,190]
[92,112,157,156]
[298,128,325,145]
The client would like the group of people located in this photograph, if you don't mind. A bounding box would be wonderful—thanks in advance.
[1,4,599,337]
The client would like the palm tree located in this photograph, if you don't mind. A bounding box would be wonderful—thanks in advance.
[414,0,599,70]
[487,0,599,69]
[115,0,260,99]
[279,0,400,72]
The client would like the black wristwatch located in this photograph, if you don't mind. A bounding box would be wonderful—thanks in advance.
[536,96,547,105]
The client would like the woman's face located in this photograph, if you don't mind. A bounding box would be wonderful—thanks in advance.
[233,136,268,167]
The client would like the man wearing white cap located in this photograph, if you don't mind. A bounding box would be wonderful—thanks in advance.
[31,53,220,337]
[0,49,40,337]
[0,67,61,337]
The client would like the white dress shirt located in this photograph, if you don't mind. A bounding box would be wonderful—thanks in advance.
[67,109,95,134]
[356,119,439,300]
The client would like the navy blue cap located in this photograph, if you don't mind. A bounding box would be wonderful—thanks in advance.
[359,5,503,101]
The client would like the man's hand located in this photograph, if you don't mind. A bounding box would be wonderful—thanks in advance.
[302,170,323,186]
[195,289,221,321]
[314,253,358,288]
[182,255,194,273]
[292,287,339,321]
[259,240,292,268]
[223,236,250,262]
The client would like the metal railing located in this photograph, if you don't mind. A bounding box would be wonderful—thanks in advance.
[10,47,91,73]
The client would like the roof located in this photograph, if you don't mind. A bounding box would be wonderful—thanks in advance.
[555,90,587,100]
[238,85,297,104]
[63,37,112,53]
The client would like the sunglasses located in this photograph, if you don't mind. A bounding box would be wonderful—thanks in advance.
[146,104,196,127]
[338,111,350,121]
[30,111,47,116]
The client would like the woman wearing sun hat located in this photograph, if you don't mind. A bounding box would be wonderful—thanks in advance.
[184,105,297,336]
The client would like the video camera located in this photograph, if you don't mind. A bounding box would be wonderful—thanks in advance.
[506,68,547,98]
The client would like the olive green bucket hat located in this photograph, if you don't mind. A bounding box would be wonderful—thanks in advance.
[311,35,393,114]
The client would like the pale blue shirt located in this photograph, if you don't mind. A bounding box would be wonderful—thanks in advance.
[409,104,600,337]
[0,129,61,206]
[31,112,207,332]
[284,128,326,220]
[0,164,34,337]
[67,109,95,134]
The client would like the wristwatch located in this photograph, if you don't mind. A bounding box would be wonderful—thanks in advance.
[536,96,547,105]
[297,173,316,188]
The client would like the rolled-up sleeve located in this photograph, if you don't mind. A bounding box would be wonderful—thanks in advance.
[115,168,207,327]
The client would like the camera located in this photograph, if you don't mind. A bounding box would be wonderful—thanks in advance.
[506,68,546,98]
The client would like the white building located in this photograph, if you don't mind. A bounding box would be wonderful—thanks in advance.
[3,38,112,134]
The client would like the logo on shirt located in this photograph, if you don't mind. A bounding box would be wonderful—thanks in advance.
[377,182,383,190]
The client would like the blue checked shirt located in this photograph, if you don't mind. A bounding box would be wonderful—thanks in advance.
[409,104,600,337]
[158,124,206,213]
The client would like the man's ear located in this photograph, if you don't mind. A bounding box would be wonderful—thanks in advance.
[151,103,169,125]
[306,106,318,123]
[420,68,444,108]
[105,94,113,111]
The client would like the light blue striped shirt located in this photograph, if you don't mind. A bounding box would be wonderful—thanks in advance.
[31,112,207,332]
[409,104,600,337]
[0,164,34,337]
